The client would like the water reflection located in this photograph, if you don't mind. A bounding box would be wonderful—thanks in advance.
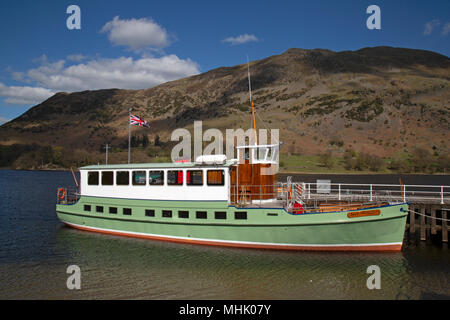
[52,224,428,300]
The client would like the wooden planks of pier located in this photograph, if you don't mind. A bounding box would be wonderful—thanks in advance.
[407,204,448,243]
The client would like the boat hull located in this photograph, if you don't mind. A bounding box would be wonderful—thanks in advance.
[56,197,408,252]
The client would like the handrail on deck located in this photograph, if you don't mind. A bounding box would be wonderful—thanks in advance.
[56,186,80,205]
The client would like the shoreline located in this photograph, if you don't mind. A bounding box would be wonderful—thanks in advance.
[1,167,448,176]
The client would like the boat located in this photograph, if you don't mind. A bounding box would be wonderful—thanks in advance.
[56,62,408,252]
[56,143,408,251]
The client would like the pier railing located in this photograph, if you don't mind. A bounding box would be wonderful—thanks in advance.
[56,186,80,205]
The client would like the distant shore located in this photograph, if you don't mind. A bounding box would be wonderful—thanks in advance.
[1,166,448,176]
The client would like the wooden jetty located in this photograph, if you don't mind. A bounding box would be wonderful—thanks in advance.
[407,204,448,243]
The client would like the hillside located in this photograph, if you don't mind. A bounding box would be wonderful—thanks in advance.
[0,46,449,172]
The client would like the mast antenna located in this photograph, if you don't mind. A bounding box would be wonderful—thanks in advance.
[247,55,258,145]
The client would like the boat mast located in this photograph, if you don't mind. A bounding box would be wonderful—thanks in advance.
[247,56,258,145]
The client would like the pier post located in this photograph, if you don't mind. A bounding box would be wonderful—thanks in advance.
[420,206,426,241]
[431,206,437,235]
[409,204,415,234]
[442,209,448,243]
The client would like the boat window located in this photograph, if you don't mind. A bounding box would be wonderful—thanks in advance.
[215,211,226,219]
[132,171,146,186]
[96,206,103,213]
[145,209,155,217]
[102,171,113,185]
[207,170,224,186]
[244,148,250,160]
[123,208,132,215]
[167,170,183,186]
[178,211,189,218]
[149,171,164,185]
[84,205,91,212]
[88,171,99,185]
[196,211,207,219]
[109,207,117,214]
[116,171,129,185]
[235,211,247,220]
[187,170,203,186]
[162,210,172,218]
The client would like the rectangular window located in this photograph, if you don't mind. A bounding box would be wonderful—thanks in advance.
[162,210,172,218]
[96,206,103,213]
[101,171,114,185]
[215,211,226,219]
[168,170,183,186]
[207,170,224,186]
[132,171,146,186]
[187,170,203,186]
[84,205,91,212]
[235,211,247,220]
[116,171,129,185]
[123,208,132,216]
[149,171,164,185]
[88,171,99,185]
[196,211,207,219]
[145,209,155,217]
[178,211,189,219]
[109,207,117,214]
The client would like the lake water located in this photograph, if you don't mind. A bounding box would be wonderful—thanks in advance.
[0,170,448,300]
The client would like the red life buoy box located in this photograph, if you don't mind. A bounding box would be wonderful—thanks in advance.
[292,202,304,214]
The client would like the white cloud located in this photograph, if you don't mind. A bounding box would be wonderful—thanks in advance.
[22,55,199,92]
[424,19,440,35]
[222,33,258,45]
[0,17,199,107]
[0,55,199,106]
[442,22,450,36]
[0,82,55,105]
[66,54,87,62]
[101,16,170,51]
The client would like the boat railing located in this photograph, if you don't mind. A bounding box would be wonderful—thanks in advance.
[297,182,450,205]
[56,186,80,205]
[229,182,450,208]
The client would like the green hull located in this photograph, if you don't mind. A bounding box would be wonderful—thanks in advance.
[56,196,408,251]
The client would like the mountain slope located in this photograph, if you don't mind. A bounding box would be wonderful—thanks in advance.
[0,46,449,169]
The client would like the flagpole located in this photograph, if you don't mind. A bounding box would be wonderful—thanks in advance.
[128,108,132,164]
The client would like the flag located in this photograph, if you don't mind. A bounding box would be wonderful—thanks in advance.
[130,114,150,128]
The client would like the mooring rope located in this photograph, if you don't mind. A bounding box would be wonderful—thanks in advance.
[403,208,450,222]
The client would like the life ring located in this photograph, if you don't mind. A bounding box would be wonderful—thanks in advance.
[58,188,66,200]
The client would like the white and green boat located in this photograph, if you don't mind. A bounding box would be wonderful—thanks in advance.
[56,142,408,252]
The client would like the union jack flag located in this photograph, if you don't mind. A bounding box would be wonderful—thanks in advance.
[130,114,150,128]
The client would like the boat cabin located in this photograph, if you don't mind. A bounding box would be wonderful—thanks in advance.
[78,143,280,205]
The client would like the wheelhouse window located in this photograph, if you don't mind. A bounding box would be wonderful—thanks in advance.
[132,171,146,186]
[187,170,203,186]
[168,170,183,186]
[207,170,224,186]
[149,171,164,185]
[116,171,129,185]
[88,171,99,185]
[102,171,113,185]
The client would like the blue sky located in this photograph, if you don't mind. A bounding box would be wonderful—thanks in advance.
[0,0,449,123]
